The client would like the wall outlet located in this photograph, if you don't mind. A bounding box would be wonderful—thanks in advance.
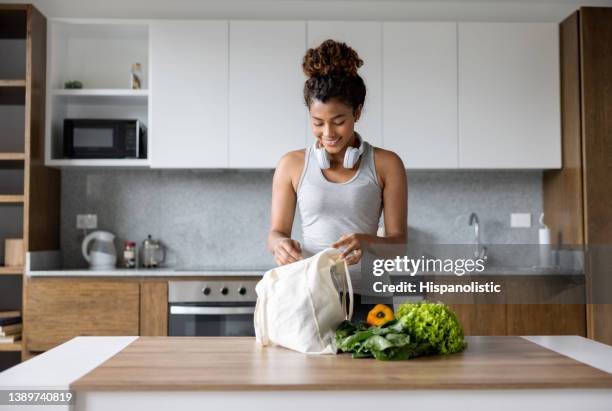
[76,214,97,230]
[510,213,531,228]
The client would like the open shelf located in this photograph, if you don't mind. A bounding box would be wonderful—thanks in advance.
[0,85,24,104]
[0,266,23,275]
[0,152,25,161]
[0,195,24,203]
[48,20,149,90]
[0,88,25,153]
[1,5,49,368]
[52,88,148,97]
[0,342,21,352]
[46,20,150,167]
[0,10,26,85]
[51,88,148,105]
[46,158,150,168]
[0,79,25,87]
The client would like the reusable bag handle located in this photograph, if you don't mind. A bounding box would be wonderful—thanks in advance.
[334,258,354,321]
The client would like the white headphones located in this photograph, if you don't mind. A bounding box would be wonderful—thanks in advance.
[313,133,365,170]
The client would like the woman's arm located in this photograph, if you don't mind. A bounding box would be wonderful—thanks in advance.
[377,149,408,243]
[267,151,305,265]
[331,149,407,264]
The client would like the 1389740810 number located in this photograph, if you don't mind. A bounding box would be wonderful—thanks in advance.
[2,390,75,405]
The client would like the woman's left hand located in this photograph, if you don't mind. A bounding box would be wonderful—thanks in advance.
[330,233,364,266]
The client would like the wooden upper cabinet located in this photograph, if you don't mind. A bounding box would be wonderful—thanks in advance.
[383,23,458,168]
[149,20,229,168]
[25,279,140,352]
[228,21,306,168]
[458,23,561,169]
[307,22,383,149]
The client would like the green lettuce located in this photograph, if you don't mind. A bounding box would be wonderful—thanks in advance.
[396,301,467,355]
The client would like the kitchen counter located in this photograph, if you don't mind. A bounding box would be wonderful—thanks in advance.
[26,268,268,277]
[28,266,583,277]
[1,336,611,411]
[25,251,270,277]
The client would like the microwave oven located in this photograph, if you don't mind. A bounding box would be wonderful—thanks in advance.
[63,119,147,159]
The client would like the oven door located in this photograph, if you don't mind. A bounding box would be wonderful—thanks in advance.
[168,302,256,337]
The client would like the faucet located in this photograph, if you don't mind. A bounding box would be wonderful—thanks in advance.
[468,212,488,260]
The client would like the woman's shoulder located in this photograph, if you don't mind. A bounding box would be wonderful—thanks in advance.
[371,146,404,168]
[276,149,307,190]
[277,149,306,170]
[371,146,406,185]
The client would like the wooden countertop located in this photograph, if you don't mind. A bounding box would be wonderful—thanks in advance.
[71,336,612,391]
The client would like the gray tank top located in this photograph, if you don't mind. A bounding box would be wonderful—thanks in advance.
[296,140,383,293]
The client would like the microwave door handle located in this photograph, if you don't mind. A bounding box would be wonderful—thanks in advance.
[170,306,255,315]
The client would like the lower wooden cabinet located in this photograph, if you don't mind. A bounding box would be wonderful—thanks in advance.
[24,276,586,352]
[139,282,168,337]
[25,279,141,352]
[506,304,586,336]
[429,275,586,336]
[450,304,586,336]
[448,304,507,336]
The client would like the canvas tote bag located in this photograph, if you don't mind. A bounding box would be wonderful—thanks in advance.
[254,248,354,354]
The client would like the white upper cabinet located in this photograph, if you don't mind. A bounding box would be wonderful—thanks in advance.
[150,21,229,168]
[228,21,306,168]
[383,23,458,168]
[458,23,560,168]
[307,22,383,148]
[54,19,561,170]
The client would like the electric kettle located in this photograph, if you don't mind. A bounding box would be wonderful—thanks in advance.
[82,231,117,270]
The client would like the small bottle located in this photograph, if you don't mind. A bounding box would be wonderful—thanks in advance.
[131,63,142,90]
[123,241,137,268]
[538,213,552,268]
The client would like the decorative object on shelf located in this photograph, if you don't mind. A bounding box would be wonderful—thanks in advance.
[4,239,24,267]
[131,63,142,90]
[141,235,165,268]
[64,80,83,89]
[122,241,137,268]
[81,231,117,270]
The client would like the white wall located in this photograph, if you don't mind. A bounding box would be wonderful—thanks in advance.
[5,0,612,22]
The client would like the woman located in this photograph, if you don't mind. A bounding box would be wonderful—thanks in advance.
[267,39,407,322]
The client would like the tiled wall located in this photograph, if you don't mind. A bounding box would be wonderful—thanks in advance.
[61,169,543,269]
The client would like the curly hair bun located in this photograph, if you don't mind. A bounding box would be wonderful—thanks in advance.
[303,39,363,78]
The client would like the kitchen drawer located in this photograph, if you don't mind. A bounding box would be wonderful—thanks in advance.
[25,278,140,351]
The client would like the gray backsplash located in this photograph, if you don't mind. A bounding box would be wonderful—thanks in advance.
[61,169,543,269]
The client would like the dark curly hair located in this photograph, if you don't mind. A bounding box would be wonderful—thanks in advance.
[302,39,366,114]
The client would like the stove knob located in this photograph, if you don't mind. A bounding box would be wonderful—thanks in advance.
[238,287,247,296]
[202,287,211,296]
[220,287,229,295]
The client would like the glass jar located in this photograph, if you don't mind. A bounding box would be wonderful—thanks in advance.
[123,241,136,268]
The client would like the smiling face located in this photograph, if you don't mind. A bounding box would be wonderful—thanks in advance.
[309,98,362,157]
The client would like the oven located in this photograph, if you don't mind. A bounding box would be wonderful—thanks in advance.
[168,280,257,337]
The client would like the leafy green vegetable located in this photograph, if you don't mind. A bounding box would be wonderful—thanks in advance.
[396,301,467,355]
[336,319,416,360]
[335,301,466,361]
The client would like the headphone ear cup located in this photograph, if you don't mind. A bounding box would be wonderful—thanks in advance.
[343,147,360,169]
[314,146,331,169]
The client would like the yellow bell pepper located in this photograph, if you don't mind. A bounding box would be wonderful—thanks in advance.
[367,304,394,327]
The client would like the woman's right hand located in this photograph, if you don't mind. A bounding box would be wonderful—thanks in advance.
[272,238,304,266]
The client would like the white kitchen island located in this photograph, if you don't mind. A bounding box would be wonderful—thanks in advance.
[1,336,611,411]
